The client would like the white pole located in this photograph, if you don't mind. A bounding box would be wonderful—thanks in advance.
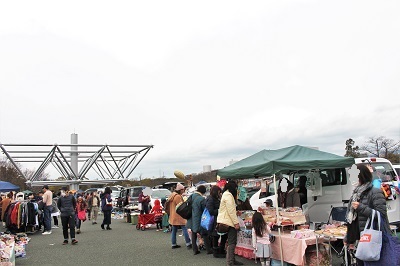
[273,174,284,266]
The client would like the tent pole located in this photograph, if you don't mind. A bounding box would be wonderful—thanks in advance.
[273,174,283,266]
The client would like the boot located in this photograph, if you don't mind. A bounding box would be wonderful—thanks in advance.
[227,245,235,266]
[231,244,243,265]
[213,247,223,258]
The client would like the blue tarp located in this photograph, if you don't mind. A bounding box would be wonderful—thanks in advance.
[0,181,20,192]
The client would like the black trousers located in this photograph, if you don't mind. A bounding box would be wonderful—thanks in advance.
[61,215,76,240]
[102,210,112,226]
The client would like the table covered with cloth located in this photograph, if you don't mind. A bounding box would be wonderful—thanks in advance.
[235,229,326,266]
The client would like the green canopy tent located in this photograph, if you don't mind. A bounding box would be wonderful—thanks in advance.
[217,145,355,179]
[217,145,355,264]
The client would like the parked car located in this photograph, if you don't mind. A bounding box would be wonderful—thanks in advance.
[393,164,400,178]
[149,188,171,209]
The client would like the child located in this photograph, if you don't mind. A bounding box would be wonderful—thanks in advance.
[150,199,163,231]
[252,212,272,266]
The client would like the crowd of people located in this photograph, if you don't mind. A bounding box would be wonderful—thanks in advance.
[0,162,396,265]
[0,185,116,246]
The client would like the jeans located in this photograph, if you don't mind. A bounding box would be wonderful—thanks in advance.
[61,215,76,240]
[171,225,191,246]
[43,206,53,231]
[76,217,81,229]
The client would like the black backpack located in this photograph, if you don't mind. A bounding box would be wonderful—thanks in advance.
[175,195,193,219]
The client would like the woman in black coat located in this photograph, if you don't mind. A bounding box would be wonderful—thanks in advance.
[344,163,391,265]
[206,185,227,258]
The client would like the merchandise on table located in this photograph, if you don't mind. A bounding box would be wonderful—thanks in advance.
[0,232,29,265]
[258,207,306,225]
[238,210,255,229]
[314,224,347,237]
[290,229,315,239]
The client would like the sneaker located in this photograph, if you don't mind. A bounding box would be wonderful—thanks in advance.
[52,225,59,229]
[71,239,78,245]
[62,240,68,245]
[187,244,193,249]
[172,245,181,249]
[76,229,81,234]
[42,231,52,235]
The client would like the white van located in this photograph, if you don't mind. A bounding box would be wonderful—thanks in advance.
[250,158,400,225]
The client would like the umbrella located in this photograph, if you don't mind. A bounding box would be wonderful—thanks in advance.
[0,181,20,192]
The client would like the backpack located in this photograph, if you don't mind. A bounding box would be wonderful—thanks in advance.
[165,193,177,216]
[175,195,193,219]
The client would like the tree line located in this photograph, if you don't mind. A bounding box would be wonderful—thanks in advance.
[345,136,400,163]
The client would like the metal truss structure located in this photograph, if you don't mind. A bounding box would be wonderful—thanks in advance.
[0,143,153,186]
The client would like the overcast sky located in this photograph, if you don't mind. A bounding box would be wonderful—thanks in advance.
[0,1,399,180]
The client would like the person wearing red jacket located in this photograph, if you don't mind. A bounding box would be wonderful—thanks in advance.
[150,199,163,231]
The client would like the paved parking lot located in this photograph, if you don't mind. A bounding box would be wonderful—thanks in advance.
[15,215,343,266]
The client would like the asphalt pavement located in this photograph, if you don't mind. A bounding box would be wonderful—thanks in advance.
[15,214,343,266]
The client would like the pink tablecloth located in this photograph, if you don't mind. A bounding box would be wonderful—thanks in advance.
[235,230,325,266]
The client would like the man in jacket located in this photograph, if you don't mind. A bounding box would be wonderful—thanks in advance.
[57,187,78,245]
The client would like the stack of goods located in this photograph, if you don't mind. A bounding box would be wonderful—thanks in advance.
[260,207,306,226]
[13,233,28,258]
[290,229,315,239]
[0,232,29,265]
[260,207,277,223]
[314,224,347,238]
[279,207,306,226]
[0,236,13,266]
[238,211,255,229]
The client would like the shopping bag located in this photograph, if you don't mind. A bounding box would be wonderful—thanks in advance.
[78,210,86,221]
[364,231,400,265]
[175,195,192,219]
[200,208,214,231]
[355,210,382,261]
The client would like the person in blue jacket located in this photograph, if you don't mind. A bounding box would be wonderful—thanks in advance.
[186,185,211,255]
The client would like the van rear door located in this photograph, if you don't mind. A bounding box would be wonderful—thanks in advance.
[306,168,348,223]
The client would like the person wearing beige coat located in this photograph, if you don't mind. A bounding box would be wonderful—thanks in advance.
[169,183,191,249]
[217,181,243,266]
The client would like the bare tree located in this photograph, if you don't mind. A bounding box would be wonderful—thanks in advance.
[361,136,400,158]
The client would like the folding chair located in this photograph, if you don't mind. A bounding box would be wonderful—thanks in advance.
[327,206,347,224]
[326,206,347,257]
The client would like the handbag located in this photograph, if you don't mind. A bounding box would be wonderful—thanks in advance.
[364,214,400,266]
[216,223,230,234]
[77,210,86,221]
[105,197,113,206]
[355,209,382,261]
[175,195,192,219]
[200,208,214,231]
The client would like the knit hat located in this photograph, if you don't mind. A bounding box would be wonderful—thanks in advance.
[176,183,185,191]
